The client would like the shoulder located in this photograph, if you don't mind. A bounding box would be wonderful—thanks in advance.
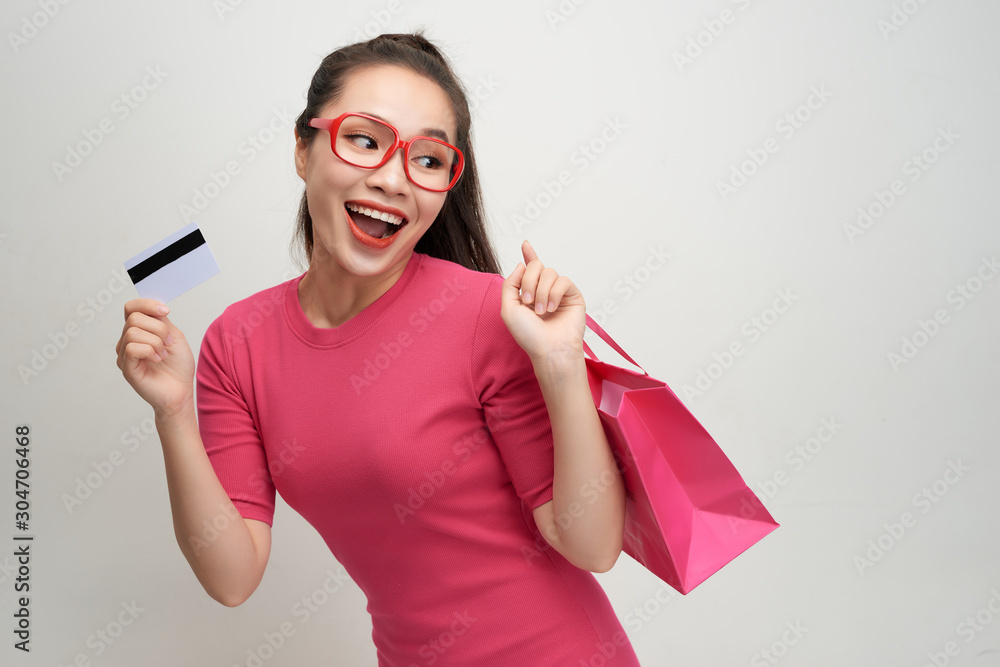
[203,273,299,346]
[410,252,504,313]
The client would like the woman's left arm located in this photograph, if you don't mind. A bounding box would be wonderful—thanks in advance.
[500,240,626,573]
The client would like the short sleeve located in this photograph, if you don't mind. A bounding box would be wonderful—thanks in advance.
[471,275,555,510]
[195,313,275,526]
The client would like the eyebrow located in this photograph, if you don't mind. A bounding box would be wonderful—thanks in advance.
[359,111,452,143]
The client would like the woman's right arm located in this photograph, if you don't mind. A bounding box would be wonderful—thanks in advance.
[116,299,270,607]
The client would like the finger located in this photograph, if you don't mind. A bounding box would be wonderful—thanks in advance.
[520,259,544,305]
[544,276,576,312]
[124,298,170,320]
[124,311,172,345]
[122,328,170,362]
[121,299,171,351]
[122,341,164,374]
[520,240,539,266]
[500,261,526,309]
[118,323,170,372]
[532,267,560,315]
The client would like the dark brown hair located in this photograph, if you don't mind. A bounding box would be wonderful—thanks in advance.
[290,31,501,275]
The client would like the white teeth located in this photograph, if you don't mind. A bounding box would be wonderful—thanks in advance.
[346,202,403,225]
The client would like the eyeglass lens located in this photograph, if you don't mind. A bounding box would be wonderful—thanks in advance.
[335,115,458,190]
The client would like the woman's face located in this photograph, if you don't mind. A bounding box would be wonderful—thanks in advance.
[294,64,458,279]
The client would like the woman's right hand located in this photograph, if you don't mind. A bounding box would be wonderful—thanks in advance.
[116,299,196,418]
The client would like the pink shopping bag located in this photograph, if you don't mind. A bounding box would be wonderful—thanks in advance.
[582,314,779,594]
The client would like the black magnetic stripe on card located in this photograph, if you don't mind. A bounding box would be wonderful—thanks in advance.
[127,229,207,284]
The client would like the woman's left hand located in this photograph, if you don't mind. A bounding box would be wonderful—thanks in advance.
[500,240,586,367]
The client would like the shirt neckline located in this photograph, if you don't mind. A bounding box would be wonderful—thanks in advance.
[284,251,425,348]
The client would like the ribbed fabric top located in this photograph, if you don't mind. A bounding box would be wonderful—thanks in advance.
[195,251,640,666]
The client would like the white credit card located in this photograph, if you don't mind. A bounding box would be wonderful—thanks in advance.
[123,222,220,303]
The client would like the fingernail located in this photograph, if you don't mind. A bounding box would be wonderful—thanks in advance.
[161,347,169,357]
[547,301,556,312]
[166,334,174,345]
[157,304,170,315]
[523,291,532,303]
[535,302,544,315]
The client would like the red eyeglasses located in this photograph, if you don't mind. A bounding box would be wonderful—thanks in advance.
[308,113,465,192]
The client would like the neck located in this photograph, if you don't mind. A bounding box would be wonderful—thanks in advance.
[298,250,412,329]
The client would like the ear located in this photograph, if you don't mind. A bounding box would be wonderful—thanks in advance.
[294,127,309,182]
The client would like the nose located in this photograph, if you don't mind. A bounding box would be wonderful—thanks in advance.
[364,144,410,195]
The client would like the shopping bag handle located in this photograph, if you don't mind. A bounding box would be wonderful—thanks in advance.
[583,313,648,376]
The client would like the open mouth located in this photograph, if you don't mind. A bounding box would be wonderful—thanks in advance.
[345,202,408,241]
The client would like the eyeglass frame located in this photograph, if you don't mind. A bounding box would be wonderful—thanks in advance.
[308,112,465,192]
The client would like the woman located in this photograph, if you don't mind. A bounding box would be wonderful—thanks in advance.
[115,32,640,666]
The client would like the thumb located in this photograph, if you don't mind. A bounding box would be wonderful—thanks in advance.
[501,262,525,302]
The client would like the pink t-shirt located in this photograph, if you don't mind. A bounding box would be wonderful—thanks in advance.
[195,251,641,666]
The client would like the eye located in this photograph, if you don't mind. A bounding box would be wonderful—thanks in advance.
[409,142,451,171]
[411,153,445,170]
[345,131,379,150]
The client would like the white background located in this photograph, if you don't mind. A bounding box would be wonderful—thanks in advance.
[2,1,999,665]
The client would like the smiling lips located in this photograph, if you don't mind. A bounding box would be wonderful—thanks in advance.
[344,200,409,249]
